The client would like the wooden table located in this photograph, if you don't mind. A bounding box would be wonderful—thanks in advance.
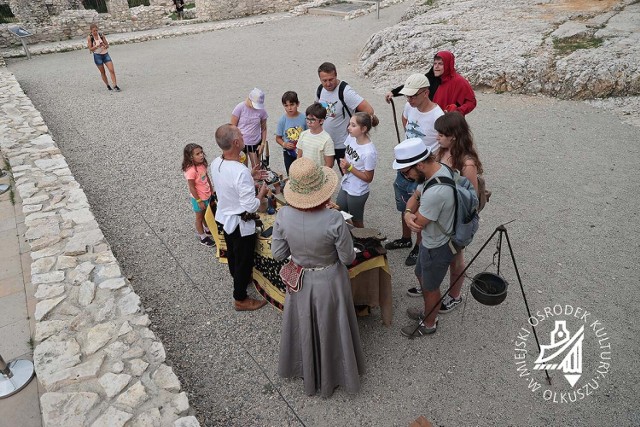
[205,206,393,325]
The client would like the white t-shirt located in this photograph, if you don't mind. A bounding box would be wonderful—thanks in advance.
[297,130,335,167]
[209,157,260,237]
[403,103,444,152]
[341,136,377,196]
[418,165,455,249]
[317,83,363,150]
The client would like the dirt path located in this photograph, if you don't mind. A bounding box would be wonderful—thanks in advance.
[7,4,640,426]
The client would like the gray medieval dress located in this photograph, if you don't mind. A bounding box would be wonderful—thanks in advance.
[272,206,365,397]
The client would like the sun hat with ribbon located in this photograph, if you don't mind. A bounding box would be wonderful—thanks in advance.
[392,138,434,170]
[284,157,338,209]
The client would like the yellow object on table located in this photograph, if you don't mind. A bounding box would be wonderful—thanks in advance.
[204,204,393,325]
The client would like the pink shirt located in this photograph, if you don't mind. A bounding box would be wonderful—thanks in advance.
[184,164,212,200]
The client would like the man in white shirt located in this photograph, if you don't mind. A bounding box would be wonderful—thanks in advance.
[386,73,444,274]
[210,124,269,311]
[316,62,374,172]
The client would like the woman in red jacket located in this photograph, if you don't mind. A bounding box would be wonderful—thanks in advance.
[386,50,476,116]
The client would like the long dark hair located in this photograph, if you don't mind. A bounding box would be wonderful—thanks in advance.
[181,143,207,172]
[434,112,483,174]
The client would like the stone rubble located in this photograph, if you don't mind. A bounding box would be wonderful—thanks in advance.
[0,61,199,425]
[360,0,640,125]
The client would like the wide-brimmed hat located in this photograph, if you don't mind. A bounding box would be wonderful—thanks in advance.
[392,138,433,170]
[284,158,338,209]
[248,88,265,109]
[399,74,430,96]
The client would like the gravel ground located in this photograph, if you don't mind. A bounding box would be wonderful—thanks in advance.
[7,4,640,426]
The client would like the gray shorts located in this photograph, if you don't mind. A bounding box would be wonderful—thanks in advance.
[336,188,369,222]
[415,242,455,292]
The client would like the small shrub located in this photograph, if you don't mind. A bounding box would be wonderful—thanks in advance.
[553,37,604,54]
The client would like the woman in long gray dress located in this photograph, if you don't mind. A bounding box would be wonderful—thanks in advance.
[272,157,365,397]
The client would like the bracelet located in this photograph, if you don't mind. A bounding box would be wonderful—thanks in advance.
[404,209,412,214]
[347,164,353,172]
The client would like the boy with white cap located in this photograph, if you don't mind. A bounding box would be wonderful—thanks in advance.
[392,138,455,337]
[231,87,269,169]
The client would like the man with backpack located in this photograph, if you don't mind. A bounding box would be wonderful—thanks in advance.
[316,62,374,173]
[392,138,477,338]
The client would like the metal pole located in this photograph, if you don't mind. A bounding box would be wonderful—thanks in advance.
[0,353,35,399]
[20,38,31,60]
[0,354,11,377]
[502,228,552,385]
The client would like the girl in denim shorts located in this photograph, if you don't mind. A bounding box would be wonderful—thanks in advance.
[87,24,121,92]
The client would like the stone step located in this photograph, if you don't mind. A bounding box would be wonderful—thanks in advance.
[307,1,374,17]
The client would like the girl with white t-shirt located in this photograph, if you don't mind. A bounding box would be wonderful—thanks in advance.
[337,112,379,228]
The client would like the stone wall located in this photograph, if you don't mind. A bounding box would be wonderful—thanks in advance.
[0,63,200,427]
[0,6,171,49]
[1,0,307,49]
[198,0,305,21]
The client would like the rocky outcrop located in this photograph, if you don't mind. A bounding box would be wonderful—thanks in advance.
[360,0,640,100]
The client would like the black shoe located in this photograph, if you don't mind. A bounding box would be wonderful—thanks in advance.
[405,245,419,266]
[406,287,423,297]
[199,236,215,247]
[107,85,112,91]
[439,295,462,313]
[384,237,412,250]
[114,85,121,92]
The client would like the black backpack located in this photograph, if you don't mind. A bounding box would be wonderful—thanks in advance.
[316,80,352,119]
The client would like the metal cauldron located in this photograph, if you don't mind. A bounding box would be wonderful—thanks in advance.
[470,272,508,306]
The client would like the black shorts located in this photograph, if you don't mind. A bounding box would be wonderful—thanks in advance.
[243,142,261,154]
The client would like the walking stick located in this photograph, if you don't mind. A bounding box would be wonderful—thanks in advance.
[390,98,401,144]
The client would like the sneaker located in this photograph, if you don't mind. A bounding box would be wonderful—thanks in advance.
[439,295,462,313]
[384,237,412,250]
[199,236,215,247]
[107,85,112,91]
[406,306,424,321]
[401,318,438,338]
[406,286,423,297]
[203,227,212,236]
[114,85,121,92]
[405,245,419,266]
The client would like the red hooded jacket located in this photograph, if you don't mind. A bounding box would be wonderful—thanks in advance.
[432,51,477,116]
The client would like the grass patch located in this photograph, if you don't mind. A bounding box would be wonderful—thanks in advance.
[2,158,15,205]
[423,0,434,5]
[553,37,603,54]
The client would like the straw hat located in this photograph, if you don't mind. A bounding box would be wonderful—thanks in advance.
[284,158,338,209]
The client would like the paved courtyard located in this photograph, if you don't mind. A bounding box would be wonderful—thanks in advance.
[6,4,640,425]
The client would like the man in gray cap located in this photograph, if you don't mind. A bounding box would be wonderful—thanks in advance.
[386,73,444,273]
[392,138,455,338]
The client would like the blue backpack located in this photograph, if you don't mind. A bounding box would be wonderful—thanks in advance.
[423,164,479,250]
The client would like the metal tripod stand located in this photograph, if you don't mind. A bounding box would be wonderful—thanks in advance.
[409,222,552,385]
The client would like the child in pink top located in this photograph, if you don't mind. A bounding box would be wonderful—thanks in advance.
[182,143,215,247]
